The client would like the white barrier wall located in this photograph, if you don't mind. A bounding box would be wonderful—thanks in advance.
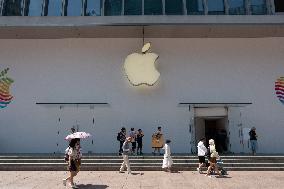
[0,38,284,153]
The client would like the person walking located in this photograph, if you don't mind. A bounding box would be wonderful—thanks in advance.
[129,128,137,155]
[205,139,221,178]
[162,139,173,172]
[117,127,126,155]
[63,138,82,188]
[119,137,132,174]
[197,137,207,174]
[136,129,144,155]
[152,126,164,155]
[249,127,258,155]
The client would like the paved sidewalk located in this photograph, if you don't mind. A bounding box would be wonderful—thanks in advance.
[0,171,284,189]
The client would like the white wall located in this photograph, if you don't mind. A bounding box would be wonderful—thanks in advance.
[194,118,205,147]
[0,37,284,153]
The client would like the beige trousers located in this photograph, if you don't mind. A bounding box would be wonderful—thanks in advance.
[120,154,131,173]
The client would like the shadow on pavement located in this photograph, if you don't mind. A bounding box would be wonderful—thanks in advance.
[76,184,109,189]
[118,172,144,175]
[215,175,232,179]
[131,172,144,175]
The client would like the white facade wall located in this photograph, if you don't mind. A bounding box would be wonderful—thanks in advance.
[0,37,283,153]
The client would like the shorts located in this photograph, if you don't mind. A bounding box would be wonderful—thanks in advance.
[198,156,205,164]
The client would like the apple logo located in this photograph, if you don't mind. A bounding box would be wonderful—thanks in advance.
[124,43,160,86]
[0,68,14,109]
[275,76,284,105]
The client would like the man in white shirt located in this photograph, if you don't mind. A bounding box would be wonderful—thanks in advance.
[197,137,207,174]
[129,128,137,155]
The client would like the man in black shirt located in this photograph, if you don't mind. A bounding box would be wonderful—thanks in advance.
[249,127,258,155]
[136,129,144,155]
[117,127,126,155]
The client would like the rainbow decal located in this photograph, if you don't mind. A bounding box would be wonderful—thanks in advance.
[0,68,14,109]
[275,77,284,105]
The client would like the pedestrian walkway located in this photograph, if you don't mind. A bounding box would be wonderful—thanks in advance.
[0,171,283,189]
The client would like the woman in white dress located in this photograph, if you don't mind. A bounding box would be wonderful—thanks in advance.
[162,139,173,172]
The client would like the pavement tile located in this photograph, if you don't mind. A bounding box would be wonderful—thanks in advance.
[0,171,284,189]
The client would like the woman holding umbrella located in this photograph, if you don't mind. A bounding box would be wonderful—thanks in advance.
[63,138,81,188]
[63,131,91,188]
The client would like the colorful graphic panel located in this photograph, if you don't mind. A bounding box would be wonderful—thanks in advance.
[0,68,14,109]
[275,77,284,105]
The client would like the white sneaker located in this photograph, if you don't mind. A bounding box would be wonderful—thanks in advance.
[62,179,67,186]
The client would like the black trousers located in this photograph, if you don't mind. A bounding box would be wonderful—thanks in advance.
[119,141,124,153]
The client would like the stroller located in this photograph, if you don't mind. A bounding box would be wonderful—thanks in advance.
[216,158,228,175]
[206,157,228,175]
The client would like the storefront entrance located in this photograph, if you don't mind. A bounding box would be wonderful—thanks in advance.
[194,107,229,153]
[195,117,229,153]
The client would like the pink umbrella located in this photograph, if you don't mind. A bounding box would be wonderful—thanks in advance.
[65,132,91,140]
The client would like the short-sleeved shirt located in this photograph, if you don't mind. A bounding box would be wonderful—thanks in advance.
[197,141,207,156]
[249,130,257,140]
[122,141,130,155]
[119,131,126,142]
[68,148,81,160]
[136,133,144,143]
[129,131,136,142]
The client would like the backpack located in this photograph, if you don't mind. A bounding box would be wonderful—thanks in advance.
[64,147,70,162]
[117,132,121,141]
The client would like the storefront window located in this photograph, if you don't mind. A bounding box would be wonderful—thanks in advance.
[2,0,23,16]
[47,0,62,16]
[27,0,43,16]
[165,0,183,15]
[250,0,266,15]
[124,0,142,15]
[186,0,204,15]
[228,0,245,15]
[66,0,83,16]
[86,0,101,16]
[208,0,225,15]
[104,0,122,16]
[144,0,162,15]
